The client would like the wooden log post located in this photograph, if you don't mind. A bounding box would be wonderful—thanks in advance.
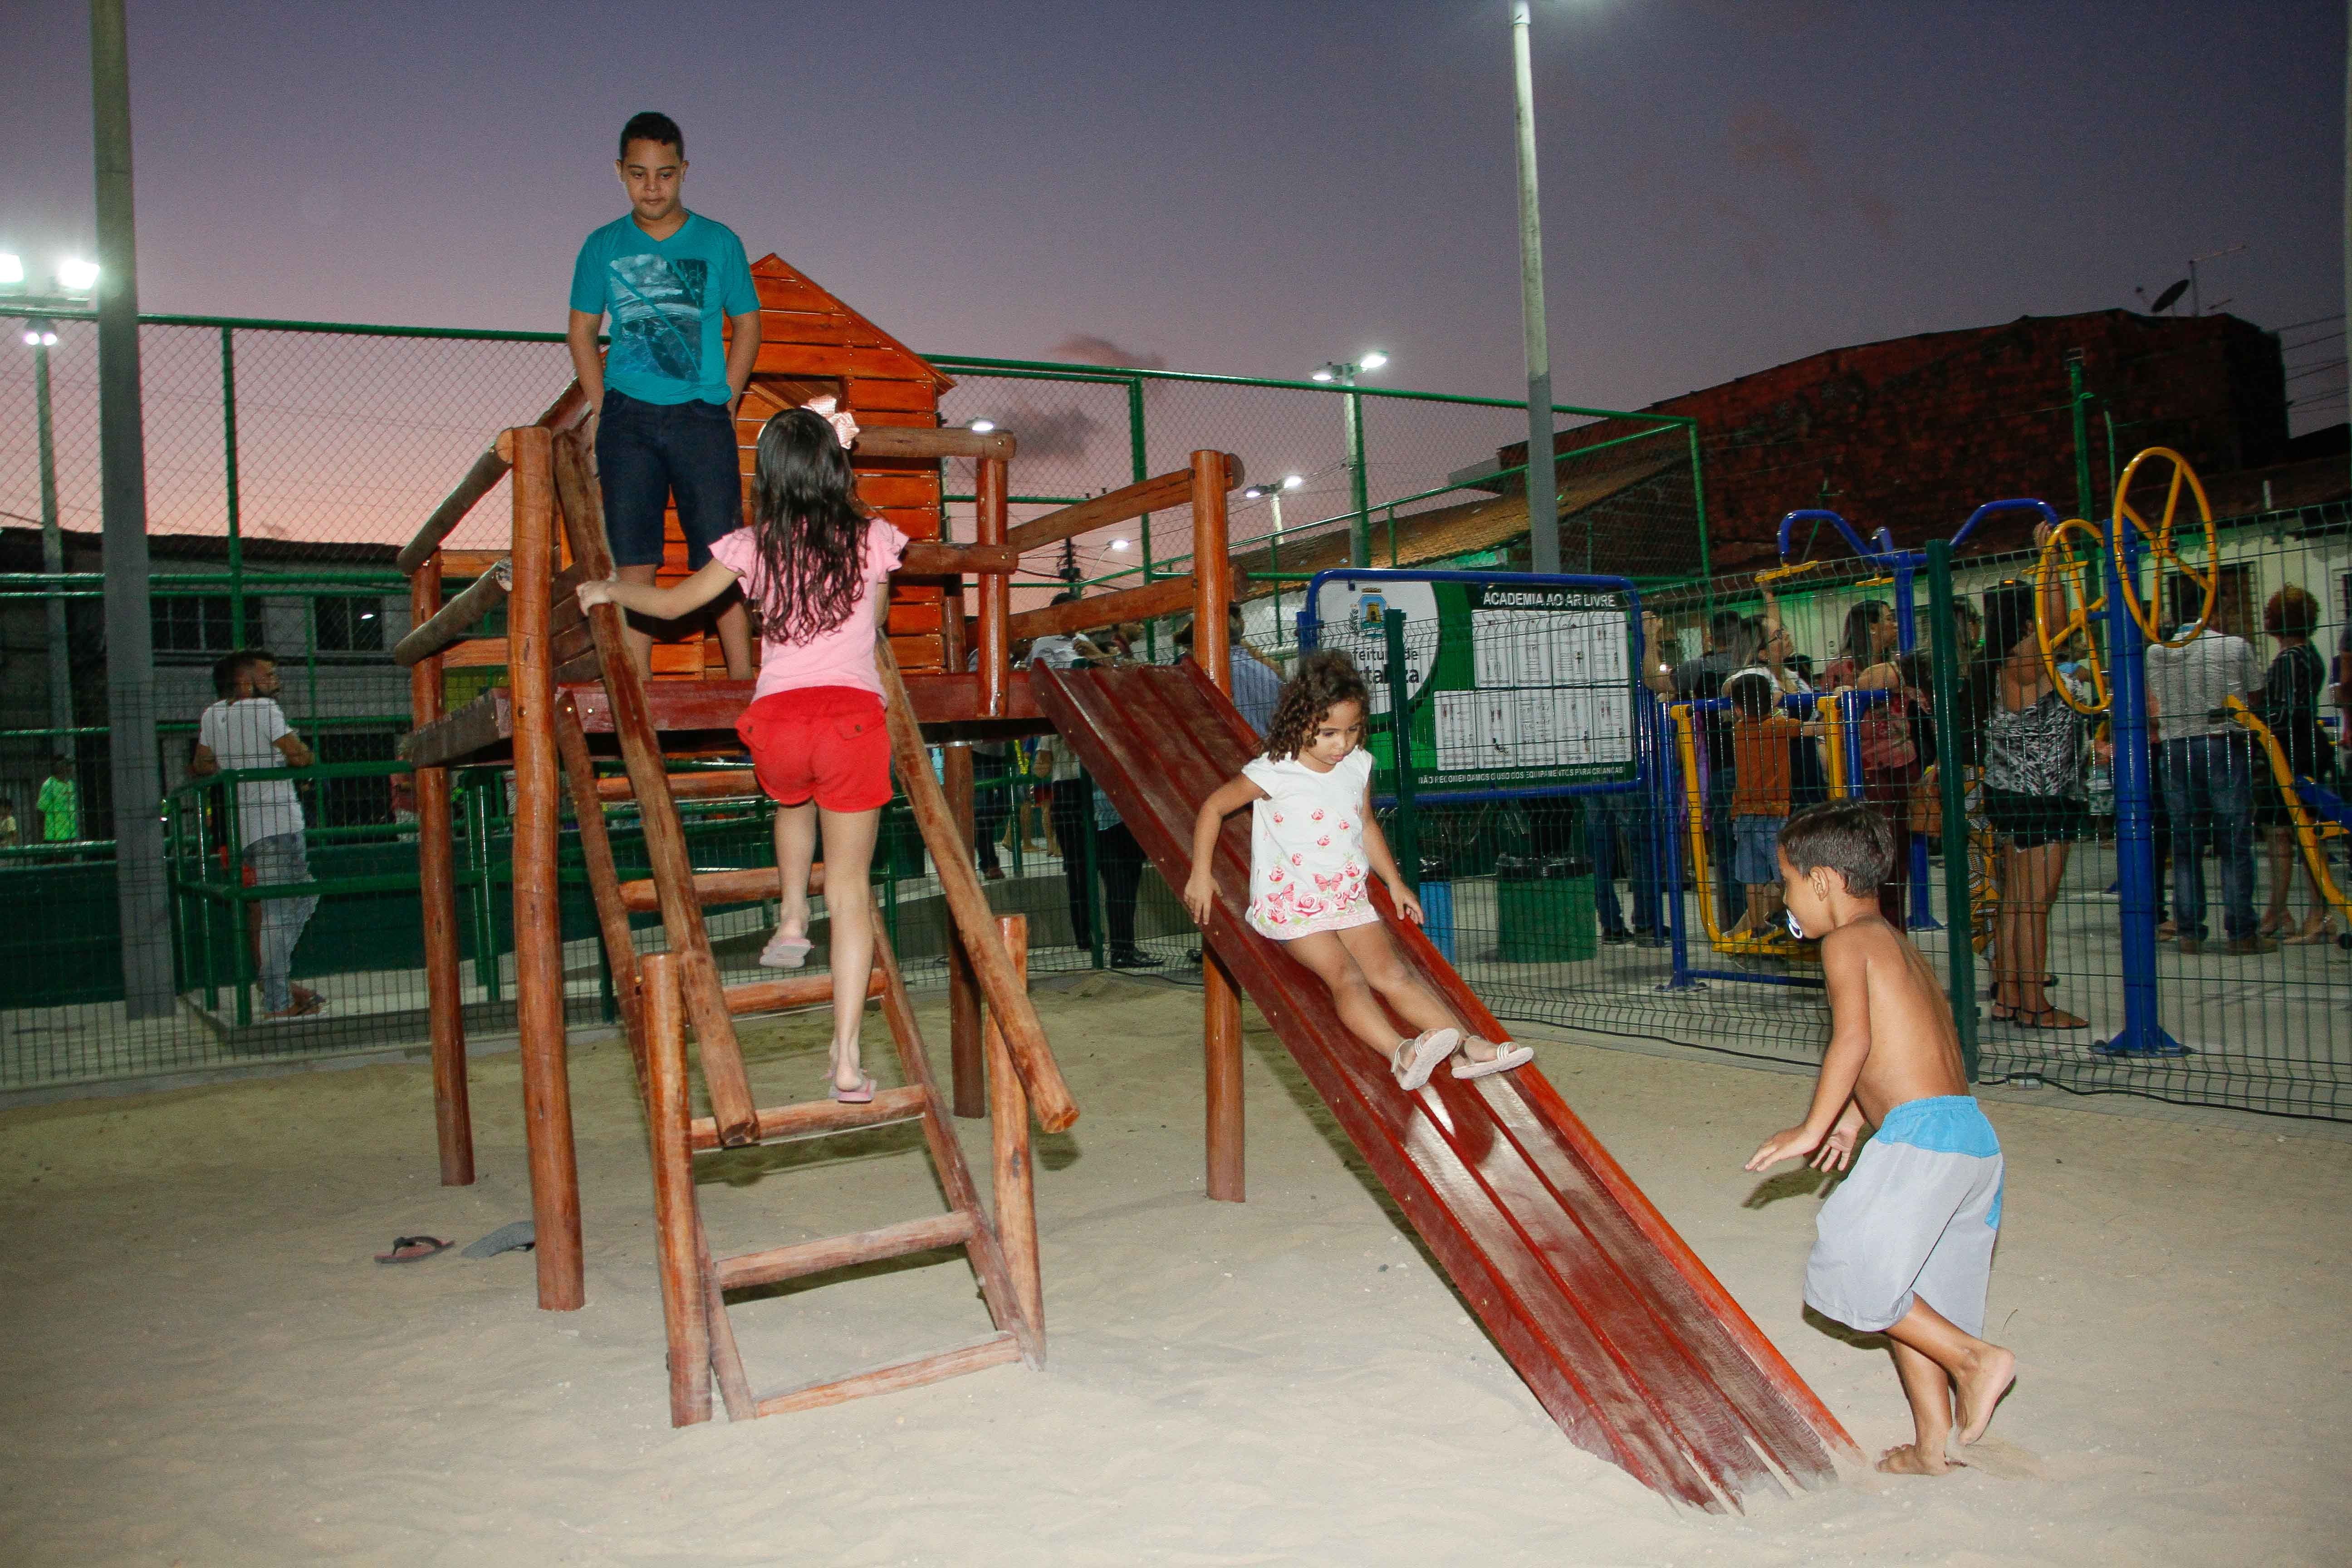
[941,583,985,1121]
[1191,449,1245,1204]
[507,426,586,1308]
[641,953,712,1427]
[977,454,1011,718]
[409,553,473,1187]
[986,915,1043,1359]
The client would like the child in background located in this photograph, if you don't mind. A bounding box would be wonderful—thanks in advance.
[1181,651,1533,1090]
[0,795,16,847]
[1747,800,2014,1475]
[580,403,904,1103]
[1726,671,1806,936]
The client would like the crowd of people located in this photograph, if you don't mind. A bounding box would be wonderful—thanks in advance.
[1614,519,2344,1027]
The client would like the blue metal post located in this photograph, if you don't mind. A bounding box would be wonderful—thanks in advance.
[2096,521,2184,1055]
[1659,696,1698,989]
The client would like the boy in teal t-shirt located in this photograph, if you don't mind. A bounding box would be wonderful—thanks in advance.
[566,111,764,679]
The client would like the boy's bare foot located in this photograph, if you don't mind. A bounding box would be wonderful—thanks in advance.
[1876,1443,1965,1476]
[1955,1346,2016,1444]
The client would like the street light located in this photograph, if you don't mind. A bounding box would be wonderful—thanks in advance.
[968,418,996,433]
[0,253,23,286]
[1509,2,1560,573]
[18,318,72,752]
[57,257,99,292]
[1313,354,1389,565]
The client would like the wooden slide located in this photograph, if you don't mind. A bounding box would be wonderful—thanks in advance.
[1034,658,1859,1512]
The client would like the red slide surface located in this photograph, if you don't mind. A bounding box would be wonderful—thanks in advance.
[1035,661,1858,1511]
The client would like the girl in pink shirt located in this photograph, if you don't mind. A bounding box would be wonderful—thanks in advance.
[581,403,905,1102]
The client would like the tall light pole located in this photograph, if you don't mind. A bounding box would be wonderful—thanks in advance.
[91,0,175,1019]
[1313,352,1387,565]
[1511,2,1559,574]
[23,320,74,749]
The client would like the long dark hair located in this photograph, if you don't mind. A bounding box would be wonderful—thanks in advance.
[1263,650,1370,762]
[1840,599,1892,669]
[744,407,871,642]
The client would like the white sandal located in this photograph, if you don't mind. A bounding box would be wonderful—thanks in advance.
[1452,1040,1534,1080]
[1394,1027,1460,1092]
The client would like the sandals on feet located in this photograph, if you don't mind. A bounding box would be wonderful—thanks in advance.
[829,1074,876,1105]
[1393,1028,1460,1092]
[760,931,814,969]
[1452,1040,1534,1080]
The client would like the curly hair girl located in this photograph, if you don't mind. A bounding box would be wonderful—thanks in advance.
[1261,649,1372,762]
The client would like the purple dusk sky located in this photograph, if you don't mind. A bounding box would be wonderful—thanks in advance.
[6,0,2345,426]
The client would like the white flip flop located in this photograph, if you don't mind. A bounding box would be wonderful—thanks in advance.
[1393,1027,1460,1092]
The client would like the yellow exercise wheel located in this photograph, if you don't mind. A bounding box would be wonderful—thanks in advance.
[2034,517,2110,716]
[2110,446,2219,647]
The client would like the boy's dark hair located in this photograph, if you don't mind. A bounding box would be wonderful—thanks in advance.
[1725,670,1777,719]
[1778,799,1893,896]
[619,112,683,160]
[213,647,276,698]
[1263,649,1369,761]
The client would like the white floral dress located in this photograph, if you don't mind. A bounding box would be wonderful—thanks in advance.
[1241,749,1380,939]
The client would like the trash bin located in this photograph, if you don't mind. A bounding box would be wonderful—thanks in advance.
[1496,853,1598,963]
[1417,853,1455,962]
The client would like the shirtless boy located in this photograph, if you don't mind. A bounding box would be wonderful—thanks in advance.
[1746,799,2015,1475]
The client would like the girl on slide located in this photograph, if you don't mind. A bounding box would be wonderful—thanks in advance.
[1181,650,1534,1091]
[579,400,902,1103]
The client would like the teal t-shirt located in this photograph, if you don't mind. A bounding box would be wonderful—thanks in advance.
[569,212,759,406]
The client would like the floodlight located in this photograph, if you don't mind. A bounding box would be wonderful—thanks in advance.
[969,418,996,433]
[1281,473,1304,489]
[20,328,37,347]
[1310,366,1336,383]
[1358,350,1388,371]
[0,253,22,285]
[1243,487,1263,499]
[58,257,99,292]
[1109,538,1131,551]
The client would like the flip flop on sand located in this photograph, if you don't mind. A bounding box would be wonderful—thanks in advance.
[1452,1041,1535,1080]
[1393,1028,1460,1093]
[461,1221,536,1259]
[374,1235,452,1264]
[760,932,814,969]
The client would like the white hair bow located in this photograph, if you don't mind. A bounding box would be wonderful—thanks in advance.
[800,394,860,451]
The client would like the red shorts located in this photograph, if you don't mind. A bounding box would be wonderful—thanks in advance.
[736,687,894,813]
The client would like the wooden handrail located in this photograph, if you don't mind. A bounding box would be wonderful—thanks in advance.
[977,455,1010,718]
[392,560,509,667]
[901,539,1019,576]
[397,380,589,575]
[1004,455,1245,556]
[1005,577,1193,643]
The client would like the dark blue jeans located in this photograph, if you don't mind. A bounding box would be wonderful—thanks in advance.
[594,389,742,568]
[2158,734,2257,941]
[1588,788,1658,935]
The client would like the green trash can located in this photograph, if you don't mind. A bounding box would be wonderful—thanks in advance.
[1495,855,1598,963]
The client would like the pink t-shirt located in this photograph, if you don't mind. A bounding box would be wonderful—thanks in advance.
[707,518,908,703]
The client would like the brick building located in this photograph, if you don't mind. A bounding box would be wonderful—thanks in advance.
[1507,309,2329,572]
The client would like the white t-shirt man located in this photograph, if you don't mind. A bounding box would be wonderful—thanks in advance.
[198,696,307,845]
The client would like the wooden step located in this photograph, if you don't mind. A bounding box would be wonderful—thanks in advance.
[620,864,834,914]
[596,768,760,804]
[752,1332,1022,1418]
[723,969,887,1017]
[688,1083,928,1152]
[715,1210,975,1292]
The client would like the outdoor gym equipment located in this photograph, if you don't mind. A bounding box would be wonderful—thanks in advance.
[2225,696,2352,945]
[2026,446,2200,1057]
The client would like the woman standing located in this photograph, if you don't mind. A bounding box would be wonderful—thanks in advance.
[1978,535,2091,1029]
[1827,598,1916,925]
[2254,585,2336,943]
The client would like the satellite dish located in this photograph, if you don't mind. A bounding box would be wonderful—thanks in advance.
[2149,279,2190,314]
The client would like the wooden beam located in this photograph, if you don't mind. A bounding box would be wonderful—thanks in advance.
[595,767,759,803]
[507,425,585,1311]
[393,560,508,667]
[1003,454,1244,556]
[987,916,1044,1361]
[854,424,1018,462]
[642,954,713,1427]
[555,693,648,1089]
[1005,577,1194,643]
[715,1211,975,1292]
[724,968,886,1018]
[687,1083,926,1152]
[900,539,1019,576]
[408,556,472,1188]
[752,1333,1021,1417]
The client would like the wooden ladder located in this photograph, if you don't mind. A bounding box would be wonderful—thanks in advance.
[534,425,1073,1422]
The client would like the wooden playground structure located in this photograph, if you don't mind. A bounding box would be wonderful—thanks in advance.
[389,253,1857,1507]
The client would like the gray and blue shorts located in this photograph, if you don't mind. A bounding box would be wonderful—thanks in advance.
[1805,1095,2003,1338]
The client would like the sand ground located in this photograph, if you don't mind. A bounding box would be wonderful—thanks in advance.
[3,975,2347,1567]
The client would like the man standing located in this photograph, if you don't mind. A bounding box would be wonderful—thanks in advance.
[192,650,324,1018]
[2147,600,2272,956]
[1644,609,1753,931]
[36,756,77,842]
[568,111,764,681]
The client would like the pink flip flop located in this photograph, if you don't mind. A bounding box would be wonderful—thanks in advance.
[829,1074,876,1105]
[1393,1028,1460,1092]
[1452,1041,1534,1080]
[760,931,813,969]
